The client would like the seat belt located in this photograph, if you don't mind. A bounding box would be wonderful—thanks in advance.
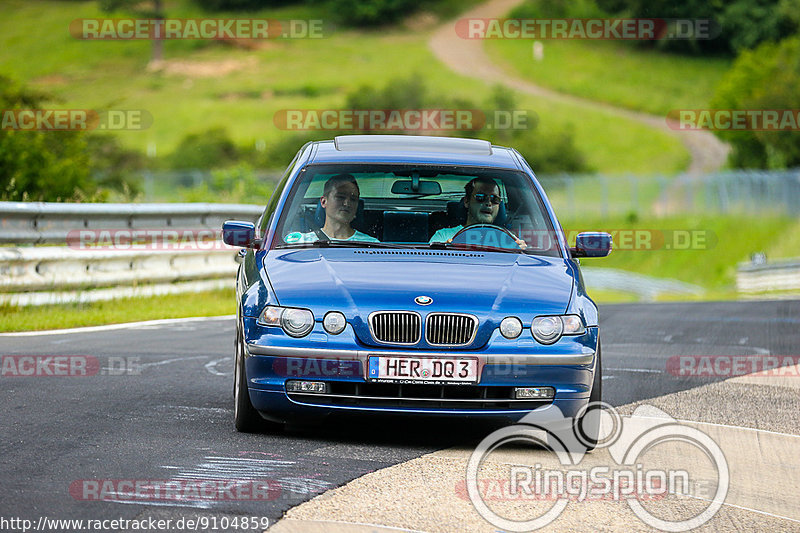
[314,229,330,242]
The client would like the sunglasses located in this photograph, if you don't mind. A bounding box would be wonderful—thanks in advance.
[473,193,502,205]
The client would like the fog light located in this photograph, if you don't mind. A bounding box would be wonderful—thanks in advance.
[323,311,347,335]
[286,380,328,394]
[499,317,523,339]
[514,387,555,399]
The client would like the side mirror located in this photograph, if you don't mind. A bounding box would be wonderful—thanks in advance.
[222,220,258,248]
[571,232,612,258]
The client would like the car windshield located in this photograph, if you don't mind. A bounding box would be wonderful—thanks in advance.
[273,163,562,257]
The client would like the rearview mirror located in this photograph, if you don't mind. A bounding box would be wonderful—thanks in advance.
[390,180,442,195]
[571,232,612,258]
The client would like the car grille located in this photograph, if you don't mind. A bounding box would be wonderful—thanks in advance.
[369,311,421,344]
[287,382,553,411]
[426,313,478,346]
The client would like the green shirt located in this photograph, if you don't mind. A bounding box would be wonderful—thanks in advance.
[428,225,464,244]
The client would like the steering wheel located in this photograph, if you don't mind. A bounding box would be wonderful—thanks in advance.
[450,224,526,250]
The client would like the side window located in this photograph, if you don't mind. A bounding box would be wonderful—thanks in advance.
[259,149,303,235]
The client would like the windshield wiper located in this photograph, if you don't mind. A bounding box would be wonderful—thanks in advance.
[428,242,525,254]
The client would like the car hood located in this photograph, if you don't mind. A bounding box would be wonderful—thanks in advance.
[264,248,574,323]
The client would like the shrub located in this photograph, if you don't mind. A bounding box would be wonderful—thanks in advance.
[87,135,146,200]
[166,127,239,169]
[328,0,418,26]
[513,0,800,55]
[192,0,295,11]
[0,75,95,201]
[712,36,800,168]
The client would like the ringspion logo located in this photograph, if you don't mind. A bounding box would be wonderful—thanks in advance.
[466,403,729,531]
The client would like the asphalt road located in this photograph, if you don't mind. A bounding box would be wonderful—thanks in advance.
[1,300,798,532]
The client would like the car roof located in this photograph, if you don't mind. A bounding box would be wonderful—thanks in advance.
[307,135,523,170]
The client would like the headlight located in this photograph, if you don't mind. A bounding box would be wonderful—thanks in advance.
[531,316,563,345]
[281,308,315,337]
[530,315,586,344]
[499,317,523,339]
[323,311,347,335]
[258,306,314,338]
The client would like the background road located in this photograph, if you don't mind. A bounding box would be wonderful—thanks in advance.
[1,300,798,531]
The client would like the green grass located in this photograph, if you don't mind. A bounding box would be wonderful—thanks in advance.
[584,288,641,303]
[0,288,235,332]
[566,215,797,292]
[485,39,732,116]
[765,219,800,261]
[0,0,689,175]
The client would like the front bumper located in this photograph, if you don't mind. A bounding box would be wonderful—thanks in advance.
[242,322,598,424]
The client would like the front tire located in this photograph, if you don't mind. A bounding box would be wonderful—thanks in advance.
[234,327,265,433]
[545,342,602,453]
[574,342,603,451]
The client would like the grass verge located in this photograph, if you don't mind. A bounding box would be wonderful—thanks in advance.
[0,0,688,175]
[485,38,732,116]
[565,214,797,293]
[0,288,234,332]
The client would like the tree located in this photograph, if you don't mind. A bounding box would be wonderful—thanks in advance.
[0,76,95,201]
[100,0,165,64]
[712,37,800,168]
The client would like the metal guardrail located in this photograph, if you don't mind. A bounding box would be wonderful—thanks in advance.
[0,202,263,305]
[737,259,800,293]
[0,201,263,244]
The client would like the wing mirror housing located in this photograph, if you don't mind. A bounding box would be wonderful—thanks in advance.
[571,232,612,258]
[222,220,259,249]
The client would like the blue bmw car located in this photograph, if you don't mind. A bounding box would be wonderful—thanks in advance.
[223,135,611,442]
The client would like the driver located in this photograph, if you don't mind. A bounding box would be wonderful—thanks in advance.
[285,174,380,243]
[429,177,504,244]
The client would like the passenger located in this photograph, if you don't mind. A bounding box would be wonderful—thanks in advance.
[285,174,379,243]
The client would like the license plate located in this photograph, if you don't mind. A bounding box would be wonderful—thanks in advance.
[368,356,478,383]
